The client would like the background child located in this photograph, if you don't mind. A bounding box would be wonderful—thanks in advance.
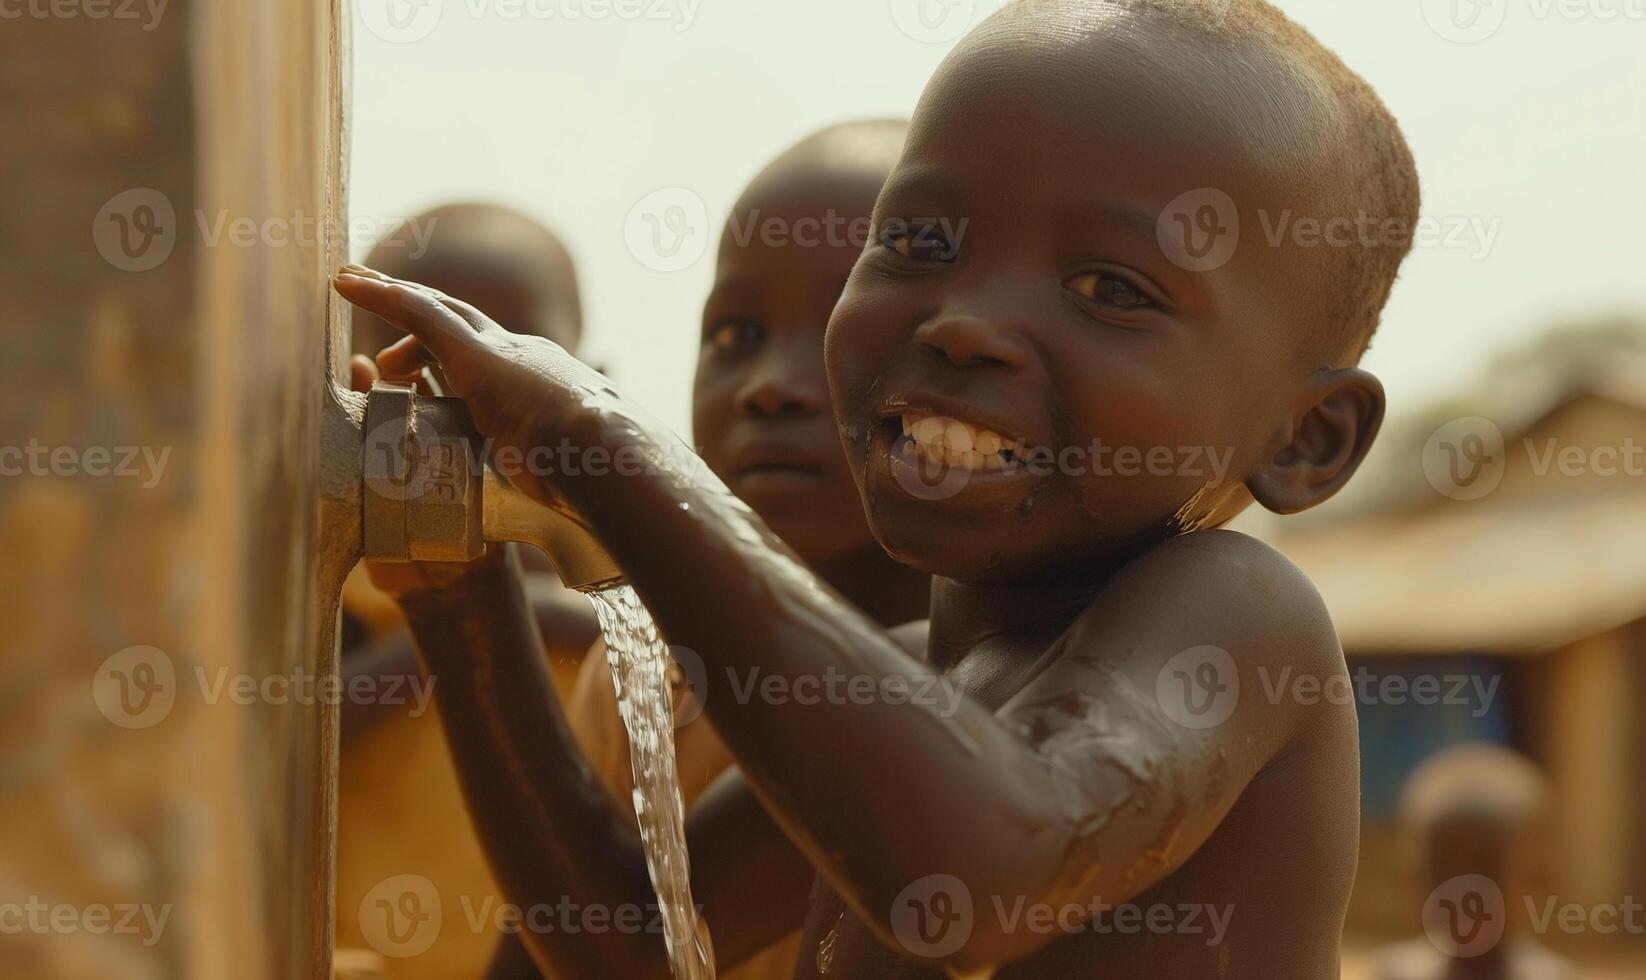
[332,0,1422,974]
[1373,744,1576,980]
[334,203,598,979]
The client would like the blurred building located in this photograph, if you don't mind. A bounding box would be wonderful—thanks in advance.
[1265,320,1646,962]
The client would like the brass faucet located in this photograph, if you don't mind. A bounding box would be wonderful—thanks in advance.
[347,380,624,591]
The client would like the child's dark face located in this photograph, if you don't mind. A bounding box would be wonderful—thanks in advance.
[827,22,1334,583]
[694,172,887,564]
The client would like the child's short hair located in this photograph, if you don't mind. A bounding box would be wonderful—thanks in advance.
[1001,0,1421,362]
[734,118,909,208]
[368,202,582,347]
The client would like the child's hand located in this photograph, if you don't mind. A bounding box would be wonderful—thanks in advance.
[334,264,611,511]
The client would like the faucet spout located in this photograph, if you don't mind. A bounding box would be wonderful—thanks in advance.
[356,381,624,592]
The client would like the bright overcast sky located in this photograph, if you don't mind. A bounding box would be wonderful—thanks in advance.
[349,0,1646,436]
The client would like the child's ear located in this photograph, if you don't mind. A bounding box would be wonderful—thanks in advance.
[1246,367,1385,515]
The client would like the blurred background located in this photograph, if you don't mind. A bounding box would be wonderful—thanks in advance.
[2,0,1642,977]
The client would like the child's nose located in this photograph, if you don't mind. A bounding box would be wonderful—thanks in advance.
[913,312,1030,370]
[737,361,827,418]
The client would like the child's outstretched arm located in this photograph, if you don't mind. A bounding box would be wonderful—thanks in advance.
[334,266,1349,971]
[338,361,815,976]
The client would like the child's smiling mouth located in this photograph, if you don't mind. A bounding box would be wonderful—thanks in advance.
[870,394,1046,503]
[896,412,1025,471]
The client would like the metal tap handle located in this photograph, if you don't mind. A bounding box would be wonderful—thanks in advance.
[359,382,624,593]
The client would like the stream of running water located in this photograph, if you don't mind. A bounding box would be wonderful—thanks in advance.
[588,584,716,980]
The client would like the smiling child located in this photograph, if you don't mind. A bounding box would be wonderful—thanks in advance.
[332,0,1420,975]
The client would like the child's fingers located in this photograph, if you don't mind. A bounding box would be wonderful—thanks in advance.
[342,264,510,339]
[333,271,478,367]
[341,264,498,335]
[347,353,380,394]
[375,333,438,380]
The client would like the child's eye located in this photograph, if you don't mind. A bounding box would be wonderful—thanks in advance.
[705,319,766,350]
[1065,271,1156,312]
[879,220,957,263]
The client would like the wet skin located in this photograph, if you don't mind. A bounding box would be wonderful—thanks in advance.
[333,13,1384,979]
[484,160,934,977]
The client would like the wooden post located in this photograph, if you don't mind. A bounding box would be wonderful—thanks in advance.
[0,1,351,976]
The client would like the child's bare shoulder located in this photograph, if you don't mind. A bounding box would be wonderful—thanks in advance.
[1089,527,1340,669]
[1001,529,1346,779]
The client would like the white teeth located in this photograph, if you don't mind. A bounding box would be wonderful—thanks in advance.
[911,416,947,446]
[899,413,1016,472]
